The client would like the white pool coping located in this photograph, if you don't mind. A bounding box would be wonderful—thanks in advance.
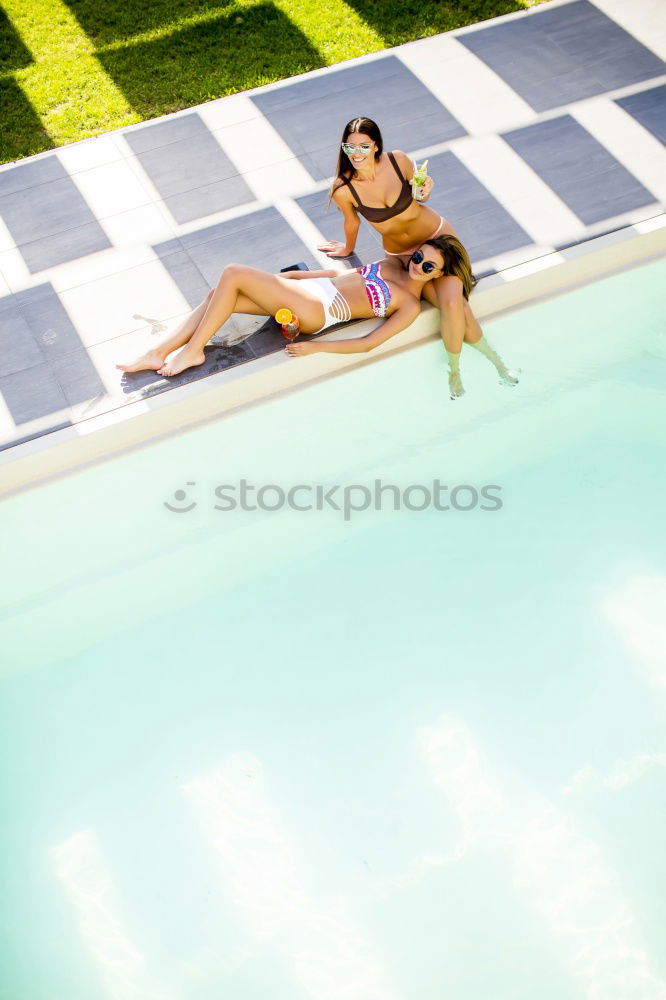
[1,217,664,499]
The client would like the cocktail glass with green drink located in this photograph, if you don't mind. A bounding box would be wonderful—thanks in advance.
[411,159,429,202]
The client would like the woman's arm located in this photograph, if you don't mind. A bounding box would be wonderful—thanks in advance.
[317,185,361,258]
[282,268,338,279]
[287,297,421,356]
[394,150,434,203]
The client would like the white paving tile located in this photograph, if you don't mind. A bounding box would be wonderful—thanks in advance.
[242,160,317,203]
[274,199,340,271]
[0,268,10,299]
[56,135,124,175]
[0,392,18,445]
[634,213,666,233]
[477,245,551,273]
[501,252,567,281]
[591,0,666,61]
[448,134,586,246]
[71,159,153,220]
[211,113,317,198]
[0,235,167,296]
[0,216,16,254]
[89,311,193,380]
[75,399,151,433]
[114,142,167,205]
[58,258,193,348]
[398,35,535,136]
[0,247,31,294]
[101,203,177,252]
[196,93,264,133]
[570,98,666,203]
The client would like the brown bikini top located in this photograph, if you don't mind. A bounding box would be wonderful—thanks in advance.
[346,152,413,223]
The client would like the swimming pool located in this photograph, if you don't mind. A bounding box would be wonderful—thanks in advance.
[1,255,665,999]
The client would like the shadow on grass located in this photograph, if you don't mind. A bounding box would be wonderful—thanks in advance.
[63,0,236,46]
[0,7,33,71]
[343,0,530,45]
[0,79,54,164]
[97,3,324,119]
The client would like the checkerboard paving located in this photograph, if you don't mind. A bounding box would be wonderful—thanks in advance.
[0,0,664,450]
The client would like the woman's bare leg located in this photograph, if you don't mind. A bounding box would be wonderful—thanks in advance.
[423,278,517,396]
[422,275,467,399]
[159,264,324,376]
[116,291,214,372]
[117,272,279,374]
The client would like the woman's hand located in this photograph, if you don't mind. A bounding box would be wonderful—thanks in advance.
[317,240,354,259]
[285,341,318,357]
[415,175,434,202]
[281,270,302,279]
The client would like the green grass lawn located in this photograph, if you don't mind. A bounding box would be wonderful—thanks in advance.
[1,0,546,164]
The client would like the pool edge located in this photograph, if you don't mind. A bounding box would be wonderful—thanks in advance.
[2,223,665,499]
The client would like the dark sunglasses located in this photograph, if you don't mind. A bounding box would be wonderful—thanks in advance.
[411,249,442,275]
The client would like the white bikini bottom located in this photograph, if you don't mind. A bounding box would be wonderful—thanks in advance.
[303,277,352,333]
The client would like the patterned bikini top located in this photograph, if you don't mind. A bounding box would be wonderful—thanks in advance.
[359,261,392,318]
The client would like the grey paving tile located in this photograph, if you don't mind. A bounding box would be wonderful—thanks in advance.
[428,151,532,261]
[0,294,44,376]
[165,174,257,226]
[0,153,62,198]
[154,210,322,343]
[295,190,382,265]
[151,244,211,310]
[0,362,69,425]
[0,156,111,272]
[459,0,665,111]
[617,85,666,146]
[255,58,402,112]
[557,225,636,257]
[50,348,106,407]
[180,209,319,280]
[503,115,656,225]
[124,113,210,155]
[117,341,257,397]
[14,283,86,358]
[243,318,295,358]
[19,221,112,273]
[125,112,254,223]
[252,56,467,180]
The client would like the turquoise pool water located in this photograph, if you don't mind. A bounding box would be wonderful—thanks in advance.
[1,257,665,1000]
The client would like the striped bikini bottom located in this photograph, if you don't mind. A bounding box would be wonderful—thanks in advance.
[303,277,352,332]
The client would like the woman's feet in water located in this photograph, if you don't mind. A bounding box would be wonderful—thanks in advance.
[446,350,465,400]
[471,335,519,386]
[448,370,465,400]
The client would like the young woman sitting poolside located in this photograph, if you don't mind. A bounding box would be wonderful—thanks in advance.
[316,117,518,398]
[117,236,473,378]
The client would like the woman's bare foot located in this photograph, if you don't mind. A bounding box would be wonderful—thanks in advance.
[116,349,167,373]
[157,345,206,377]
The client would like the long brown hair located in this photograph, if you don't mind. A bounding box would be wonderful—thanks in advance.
[328,117,383,205]
[424,235,477,300]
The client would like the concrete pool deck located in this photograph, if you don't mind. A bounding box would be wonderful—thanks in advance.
[0,0,665,479]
